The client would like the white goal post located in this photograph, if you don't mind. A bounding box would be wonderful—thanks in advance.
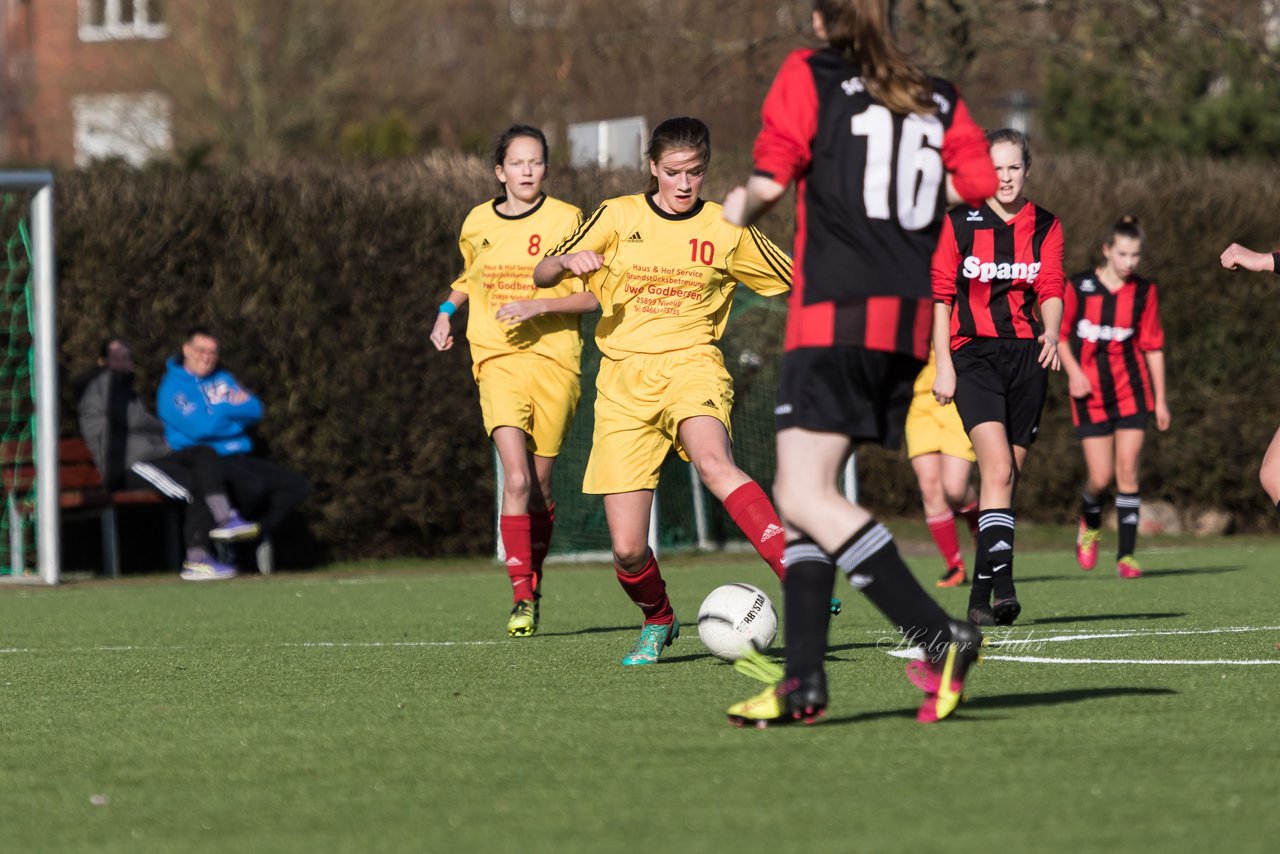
[0,171,59,585]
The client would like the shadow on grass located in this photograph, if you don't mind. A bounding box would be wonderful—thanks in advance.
[1141,566,1245,578]
[964,685,1178,711]
[1026,611,1187,625]
[1020,565,1243,584]
[536,625,635,638]
[818,686,1178,727]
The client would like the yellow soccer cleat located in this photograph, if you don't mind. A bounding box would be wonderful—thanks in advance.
[506,599,539,637]
[726,650,825,728]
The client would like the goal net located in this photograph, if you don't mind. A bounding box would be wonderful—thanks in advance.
[0,172,59,584]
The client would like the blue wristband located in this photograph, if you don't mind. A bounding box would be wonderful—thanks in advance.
[439,301,457,317]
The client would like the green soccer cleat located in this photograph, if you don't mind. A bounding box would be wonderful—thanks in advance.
[506,599,539,637]
[620,618,679,665]
[830,597,843,615]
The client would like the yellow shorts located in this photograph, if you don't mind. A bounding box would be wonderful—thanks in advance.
[584,345,733,494]
[904,385,976,462]
[475,354,580,457]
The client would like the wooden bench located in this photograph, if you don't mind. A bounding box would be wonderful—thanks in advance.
[2,437,181,578]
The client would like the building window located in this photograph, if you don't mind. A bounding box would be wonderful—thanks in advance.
[79,0,167,42]
[72,93,172,167]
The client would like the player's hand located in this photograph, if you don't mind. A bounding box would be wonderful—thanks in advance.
[1037,333,1061,371]
[932,365,957,406]
[430,312,454,351]
[496,300,545,326]
[560,251,605,278]
[1219,243,1273,272]
[228,389,250,405]
[1155,401,1171,431]
[722,186,748,226]
[1068,371,1092,399]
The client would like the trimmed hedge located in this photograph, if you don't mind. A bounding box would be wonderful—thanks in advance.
[50,153,1280,563]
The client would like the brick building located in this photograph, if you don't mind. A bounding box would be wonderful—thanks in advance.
[1,0,173,167]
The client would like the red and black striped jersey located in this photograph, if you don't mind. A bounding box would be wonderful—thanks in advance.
[932,201,1064,350]
[1060,271,1165,425]
[751,48,996,358]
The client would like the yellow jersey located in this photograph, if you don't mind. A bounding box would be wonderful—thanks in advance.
[546,194,790,360]
[451,195,585,374]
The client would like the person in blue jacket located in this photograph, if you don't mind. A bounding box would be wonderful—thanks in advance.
[158,327,311,566]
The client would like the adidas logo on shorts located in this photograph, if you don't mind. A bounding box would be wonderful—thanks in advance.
[702,399,717,408]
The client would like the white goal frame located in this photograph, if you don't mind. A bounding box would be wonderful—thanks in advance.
[0,171,59,585]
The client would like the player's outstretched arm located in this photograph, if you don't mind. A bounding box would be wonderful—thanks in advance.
[430,289,467,351]
[496,291,601,326]
[723,175,787,228]
[533,252,605,287]
[1220,243,1276,273]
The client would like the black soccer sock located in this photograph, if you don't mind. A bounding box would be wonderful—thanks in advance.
[834,521,953,656]
[1116,493,1141,558]
[1081,490,1104,531]
[782,539,836,684]
[975,509,1016,602]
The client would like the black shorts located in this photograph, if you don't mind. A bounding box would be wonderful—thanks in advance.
[775,346,924,448]
[952,338,1047,447]
[1074,411,1149,439]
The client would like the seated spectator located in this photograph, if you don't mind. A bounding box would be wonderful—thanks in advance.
[78,336,260,581]
[157,327,311,565]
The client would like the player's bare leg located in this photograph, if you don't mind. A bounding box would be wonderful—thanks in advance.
[967,422,1026,625]
[913,452,972,586]
[1260,426,1280,505]
[1077,435,1114,571]
[493,427,542,634]
[605,490,679,665]
[1113,428,1146,578]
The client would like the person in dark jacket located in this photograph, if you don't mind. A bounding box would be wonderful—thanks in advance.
[78,337,260,580]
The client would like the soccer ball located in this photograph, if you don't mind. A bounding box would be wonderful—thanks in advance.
[697,583,778,662]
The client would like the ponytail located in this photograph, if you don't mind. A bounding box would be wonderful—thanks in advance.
[813,0,935,115]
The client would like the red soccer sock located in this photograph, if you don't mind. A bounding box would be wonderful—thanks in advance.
[957,500,980,539]
[615,551,674,625]
[530,503,555,595]
[723,480,787,581]
[926,509,965,570]
[500,514,535,604]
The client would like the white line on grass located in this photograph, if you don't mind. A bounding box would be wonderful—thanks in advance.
[281,640,507,648]
[985,655,1280,666]
[986,625,1280,646]
[883,624,1280,666]
[0,639,509,654]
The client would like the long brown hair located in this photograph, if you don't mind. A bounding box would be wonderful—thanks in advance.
[814,0,935,116]
[644,117,711,195]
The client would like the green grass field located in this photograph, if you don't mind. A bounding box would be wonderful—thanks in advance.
[2,526,1277,853]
